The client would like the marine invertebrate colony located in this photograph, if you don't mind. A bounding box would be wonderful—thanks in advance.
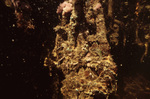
[56,1,73,15]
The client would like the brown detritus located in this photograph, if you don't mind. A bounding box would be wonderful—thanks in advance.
[124,74,150,98]
[135,1,150,62]
[108,0,113,18]
[5,0,35,31]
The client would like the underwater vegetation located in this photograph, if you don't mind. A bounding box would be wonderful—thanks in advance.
[44,0,117,98]
[1,0,150,99]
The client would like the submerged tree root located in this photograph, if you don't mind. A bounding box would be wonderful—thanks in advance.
[45,0,117,98]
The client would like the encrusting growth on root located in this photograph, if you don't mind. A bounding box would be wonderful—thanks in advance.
[44,0,117,98]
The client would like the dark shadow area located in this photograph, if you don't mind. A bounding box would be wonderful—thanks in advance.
[0,0,59,99]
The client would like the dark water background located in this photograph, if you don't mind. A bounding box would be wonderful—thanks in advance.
[0,0,58,98]
[0,0,150,99]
